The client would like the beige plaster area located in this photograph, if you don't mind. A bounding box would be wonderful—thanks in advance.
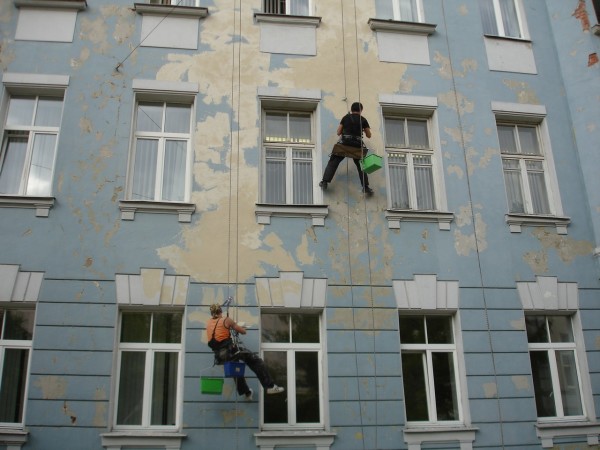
[34,375,67,399]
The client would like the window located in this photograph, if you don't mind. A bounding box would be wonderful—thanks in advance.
[480,0,525,38]
[127,101,192,203]
[399,315,461,423]
[385,116,437,210]
[498,123,552,215]
[263,0,311,15]
[379,0,423,22]
[0,95,63,197]
[526,315,585,419]
[261,312,323,428]
[0,308,35,426]
[148,0,200,6]
[115,311,183,428]
[262,110,315,205]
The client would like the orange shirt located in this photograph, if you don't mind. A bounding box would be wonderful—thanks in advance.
[206,317,230,343]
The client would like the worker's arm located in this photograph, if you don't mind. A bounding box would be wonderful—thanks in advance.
[364,127,372,139]
[224,316,246,334]
[336,124,343,136]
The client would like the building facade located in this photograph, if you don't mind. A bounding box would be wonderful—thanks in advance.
[0,1,599,449]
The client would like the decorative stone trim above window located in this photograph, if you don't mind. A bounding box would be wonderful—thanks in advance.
[368,18,436,35]
[404,426,477,450]
[516,276,578,311]
[393,275,458,310]
[385,210,453,230]
[254,430,336,450]
[14,0,87,10]
[256,272,327,309]
[0,196,55,218]
[0,429,28,450]
[119,200,196,223]
[101,431,186,450]
[0,264,44,302]
[115,268,190,306]
[134,3,208,18]
[254,13,321,27]
[505,213,570,235]
[535,421,600,448]
[255,204,328,226]
[2,72,69,94]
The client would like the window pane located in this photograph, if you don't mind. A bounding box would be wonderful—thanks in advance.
[263,351,288,423]
[426,317,453,344]
[262,314,290,343]
[480,0,498,34]
[406,120,429,148]
[162,140,187,202]
[398,0,418,21]
[389,153,409,209]
[502,159,524,213]
[526,316,548,343]
[498,125,517,154]
[132,139,158,200]
[289,114,311,143]
[6,98,35,126]
[380,0,393,19]
[265,148,286,203]
[0,135,28,195]
[290,0,309,15]
[291,314,319,343]
[526,162,550,214]
[164,104,190,134]
[152,312,183,344]
[385,118,406,147]
[35,97,63,127]
[117,351,146,425]
[518,126,540,155]
[399,316,425,344]
[121,312,151,343]
[26,133,57,196]
[151,351,178,425]
[137,103,163,132]
[292,149,313,204]
[432,352,459,420]
[295,351,320,423]
[414,155,435,210]
[4,310,35,340]
[0,348,29,423]
[402,352,429,421]
[499,0,521,38]
[530,350,556,417]
[548,316,573,343]
[265,113,287,142]
[556,350,583,416]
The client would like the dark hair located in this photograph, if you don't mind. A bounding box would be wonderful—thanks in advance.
[350,102,363,113]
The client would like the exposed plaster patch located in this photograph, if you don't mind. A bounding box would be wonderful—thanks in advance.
[222,408,244,424]
[454,204,487,256]
[458,5,469,16]
[296,234,315,265]
[79,117,93,134]
[63,401,77,425]
[330,308,354,325]
[466,146,497,175]
[587,122,597,133]
[434,52,453,79]
[573,0,591,32]
[93,387,107,427]
[523,250,548,273]
[510,318,525,331]
[596,335,600,349]
[532,228,594,264]
[512,375,530,391]
[22,229,32,237]
[483,382,497,398]
[0,39,16,71]
[439,91,474,115]
[589,53,599,66]
[34,376,67,399]
[71,47,91,69]
[447,164,464,179]
[502,80,540,104]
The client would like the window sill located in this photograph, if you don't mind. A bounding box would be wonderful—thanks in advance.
[505,213,570,235]
[101,431,186,450]
[483,33,532,44]
[403,425,477,450]
[0,428,28,449]
[385,209,454,230]
[254,13,321,27]
[0,195,55,217]
[119,200,196,223]
[255,204,328,226]
[535,421,600,448]
[14,0,87,10]
[134,3,208,18]
[368,18,436,35]
[254,430,336,450]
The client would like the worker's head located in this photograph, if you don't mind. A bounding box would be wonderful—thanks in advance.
[210,303,222,318]
[350,102,363,113]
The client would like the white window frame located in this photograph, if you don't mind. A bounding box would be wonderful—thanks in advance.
[260,311,324,430]
[387,0,425,22]
[263,0,313,16]
[480,0,529,39]
[113,310,184,431]
[149,0,200,5]
[0,307,35,428]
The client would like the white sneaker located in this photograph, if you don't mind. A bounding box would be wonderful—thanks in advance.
[244,389,253,401]
[266,385,285,394]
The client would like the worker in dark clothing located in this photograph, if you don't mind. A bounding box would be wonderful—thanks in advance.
[320,102,374,195]
[206,303,284,400]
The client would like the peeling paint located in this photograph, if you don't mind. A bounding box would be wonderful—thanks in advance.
[34,376,67,399]
[510,318,525,331]
[439,91,474,115]
[63,401,77,425]
[502,80,540,104]
[454,204,487,256]
[511,375,530,391]
[523,250,549,273]
[531,228,594,263]
[595,335,600,350]
[483,382,497,398]
[572,0,591,32]
[447,164,464,179]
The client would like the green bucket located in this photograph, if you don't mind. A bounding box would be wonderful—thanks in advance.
[360,154,383,174]
[200,377,224,394]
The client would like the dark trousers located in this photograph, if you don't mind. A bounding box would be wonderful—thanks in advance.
[214,345,274,395]
[322,154,369,187]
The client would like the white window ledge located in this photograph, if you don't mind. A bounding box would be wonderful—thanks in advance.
[101,431,186,450]
[505,213,571,235]
[134,3,208,18]
[385,210,454,230]
[368,18,436,35]
[404,426,477,450]
[0,429,28,450]
[255,204,328,226]
[14,0,87,9]
[483,34,532,44]
[254,13,321,27]
[119,200,196,223]
[254,430,336,450]
[536,421,600,448]
[0,196,55,217]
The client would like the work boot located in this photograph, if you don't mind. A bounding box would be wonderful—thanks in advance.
[319,181,328,190]
[362,186,374,195]
[266,385,285,394]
